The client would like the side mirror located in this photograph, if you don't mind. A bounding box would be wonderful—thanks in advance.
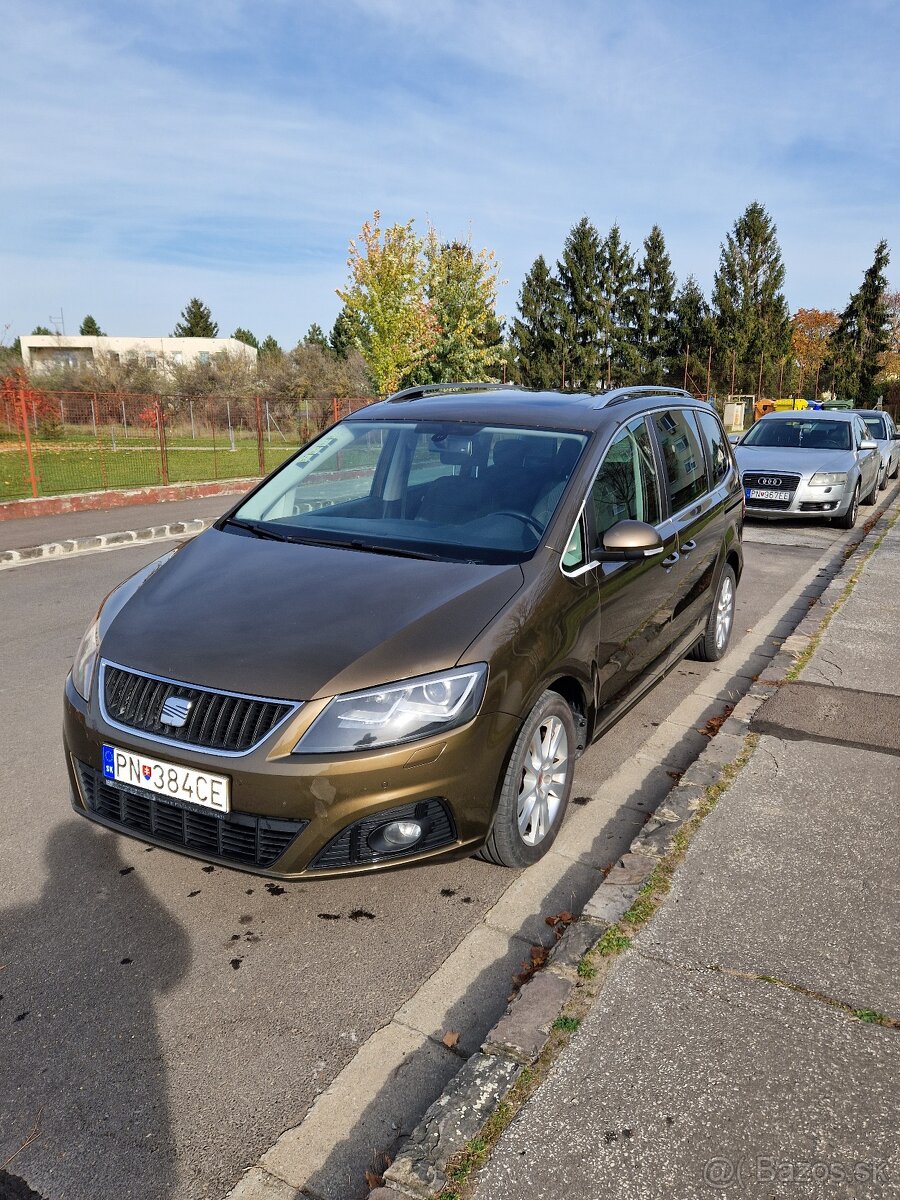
[593,519,664,562]
[859,439,878,451]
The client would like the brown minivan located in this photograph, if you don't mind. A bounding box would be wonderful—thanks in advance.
[64,384,743,877]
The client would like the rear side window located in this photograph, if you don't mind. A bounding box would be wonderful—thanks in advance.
[694,408,731,484]
[652,408,709,511]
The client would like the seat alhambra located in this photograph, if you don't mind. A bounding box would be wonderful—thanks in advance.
[64,384,743,877]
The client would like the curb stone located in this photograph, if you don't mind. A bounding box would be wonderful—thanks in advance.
[380,485,900,1200]
[0,518,211,567]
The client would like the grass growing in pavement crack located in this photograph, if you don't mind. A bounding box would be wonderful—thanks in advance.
[435,733,761,1200]
[715,967,900,1030]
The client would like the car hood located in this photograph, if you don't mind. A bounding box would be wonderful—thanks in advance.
[734,446,854,475]
[101,528,525,701]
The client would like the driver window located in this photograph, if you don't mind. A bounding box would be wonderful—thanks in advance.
[590,421,661,541]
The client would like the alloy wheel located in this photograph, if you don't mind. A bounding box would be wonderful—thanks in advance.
[715,574,734,653]
[517,716,569,846]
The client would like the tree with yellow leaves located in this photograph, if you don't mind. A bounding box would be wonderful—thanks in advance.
[337,212,438,395]
[791,307,839,398]
[337,213,503,395]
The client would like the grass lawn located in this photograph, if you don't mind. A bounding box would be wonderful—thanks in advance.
[0,438,301,501]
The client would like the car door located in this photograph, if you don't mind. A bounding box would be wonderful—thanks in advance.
[571,416,678,715]
[854,416,879,494]
[648,406,721,656]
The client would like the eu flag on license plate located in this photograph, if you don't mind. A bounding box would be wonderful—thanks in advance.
[102,744,115,780]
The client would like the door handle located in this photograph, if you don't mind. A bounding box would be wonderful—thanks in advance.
[661,552,680,569]
[681,539,697,553]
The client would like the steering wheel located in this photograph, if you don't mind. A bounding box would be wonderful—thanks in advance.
[493,509,544,537]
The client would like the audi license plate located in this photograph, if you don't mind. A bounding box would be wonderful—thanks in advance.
[102,744,230,813]
[747,487,792,502]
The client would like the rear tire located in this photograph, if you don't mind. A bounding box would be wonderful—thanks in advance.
[835,482,860,529]
[475,691,576,868]
[688,565,736,663]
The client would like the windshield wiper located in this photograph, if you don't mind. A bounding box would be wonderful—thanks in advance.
[222,517,296,542]
[297,534,446,561]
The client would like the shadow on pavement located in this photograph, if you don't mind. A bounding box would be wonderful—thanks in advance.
[0,820,191,1200]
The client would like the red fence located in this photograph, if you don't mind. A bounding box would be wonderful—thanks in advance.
[0,378,373,502]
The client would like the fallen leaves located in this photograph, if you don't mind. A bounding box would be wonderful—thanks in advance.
[441,1030,460,1049]
[697,705,734,738]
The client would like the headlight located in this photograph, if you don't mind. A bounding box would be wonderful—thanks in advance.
[809,472,848,487]
[295,664,488,753]
[69,549,177,702]
[72,616,101,701]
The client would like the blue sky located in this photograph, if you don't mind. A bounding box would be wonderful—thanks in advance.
[1,0,897,346]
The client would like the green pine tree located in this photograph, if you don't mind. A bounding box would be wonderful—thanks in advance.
[557,217,605,389]
[303,323,329,349]
[510,255,565,389]
[79,314,104,336]
[31,325,52,335]
[259,334,283,358]
[172,298,219,338]
[635,226,676,384]
[711,201,790,394]
[672,276,715,391]
[599,223,639,383]
[827,240,891,405]
[232,327,259,349]
[329,305,363,358]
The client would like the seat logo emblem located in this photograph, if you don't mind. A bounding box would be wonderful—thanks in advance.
[759,476,782,486]
[160,696,192,728]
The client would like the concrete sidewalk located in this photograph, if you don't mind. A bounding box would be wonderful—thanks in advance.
[369,501,899,1200]
[470,509,900,1198]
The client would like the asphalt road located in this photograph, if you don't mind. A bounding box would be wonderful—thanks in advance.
[0,520,834,1200]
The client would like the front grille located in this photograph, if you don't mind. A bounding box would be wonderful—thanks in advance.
[102,663,297,754]
[742,471,801,510]
[309,798,456,870]
[76,761,307,869]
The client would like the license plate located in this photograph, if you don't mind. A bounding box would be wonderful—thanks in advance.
[746,487,792,502]
[102,744,230,813]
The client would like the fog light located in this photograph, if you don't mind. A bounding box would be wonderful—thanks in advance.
[382,819,423,847]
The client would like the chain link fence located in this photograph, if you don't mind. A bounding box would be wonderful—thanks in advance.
[0,379,373,502]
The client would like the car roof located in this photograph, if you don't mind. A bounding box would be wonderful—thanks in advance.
[758,409,855,421]
[349,384,713,433]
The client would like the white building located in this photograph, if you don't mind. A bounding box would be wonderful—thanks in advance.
[20,335,257,373]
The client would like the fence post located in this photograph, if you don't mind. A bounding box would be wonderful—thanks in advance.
[18,388,39,498]
[255,395,265,475]
[93,395,109,490]
[332,396,339,426]
[156,400,169,485]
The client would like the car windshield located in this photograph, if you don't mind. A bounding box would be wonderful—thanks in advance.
[862,415,887,439]
[229,420,588,564]
[741,418,851,451]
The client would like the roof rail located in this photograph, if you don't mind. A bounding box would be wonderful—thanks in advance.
[592,385,696,409]
[385,381,517,403]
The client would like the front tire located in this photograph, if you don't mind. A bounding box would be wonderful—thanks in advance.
[476,691,576,868]
[689,564,737,663]
[835,482,860,529]
[862,471,878,506]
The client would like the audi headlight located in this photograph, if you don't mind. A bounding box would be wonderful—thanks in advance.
[295,664,488,753]
[809,472,848,487]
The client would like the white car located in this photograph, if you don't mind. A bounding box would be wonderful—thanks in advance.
[850,409,900,490]
[735,410,881,528]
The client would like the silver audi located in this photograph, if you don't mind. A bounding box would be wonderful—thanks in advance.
[734,410,881,528]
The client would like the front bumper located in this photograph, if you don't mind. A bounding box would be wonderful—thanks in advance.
[64,675,520,878]
[742,473,854,520]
